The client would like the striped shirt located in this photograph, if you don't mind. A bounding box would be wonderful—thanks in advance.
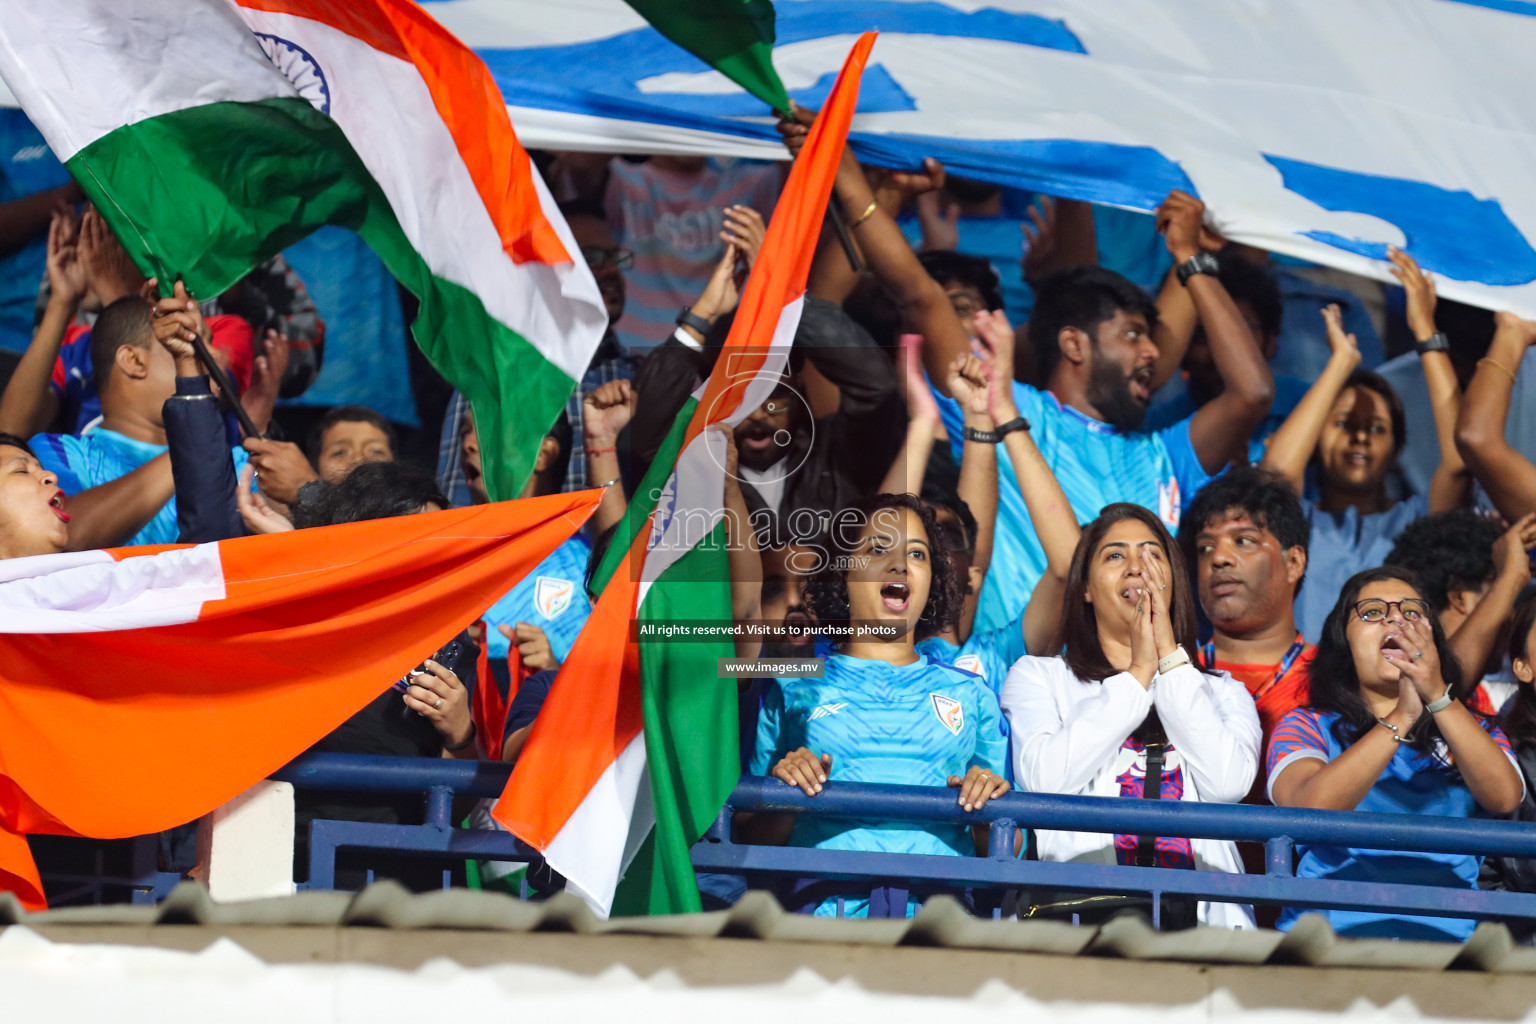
[434,330,631,498]
[1267,706,1518,941]
[605,157,780,351]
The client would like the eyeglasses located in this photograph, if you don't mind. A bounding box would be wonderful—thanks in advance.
[1353,598,1430,623]
[580,245,634,270]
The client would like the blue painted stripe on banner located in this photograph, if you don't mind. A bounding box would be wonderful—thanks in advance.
[1265,155,1536,285]
[679,63,916,116]
[478,0,1083,115]
[1436,0,1536,15]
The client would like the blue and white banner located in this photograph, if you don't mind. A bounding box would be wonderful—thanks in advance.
[5,0,1535,315]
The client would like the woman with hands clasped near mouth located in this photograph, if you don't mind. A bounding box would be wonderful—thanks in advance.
[1267,567,1523,941]
[1001,504,1261,929]
[743,493,1010,917]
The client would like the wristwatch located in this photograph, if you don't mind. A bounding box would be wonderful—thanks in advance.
[1175,251,1220,286]
[963,425,999,444]
[675,306,714,337]
[995,416,1030,440]
[1414,331,1450,356]
[1425,683,1456,714]
[1157,645,1192,674]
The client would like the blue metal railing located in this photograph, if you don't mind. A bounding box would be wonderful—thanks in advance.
[269,752,1536,927]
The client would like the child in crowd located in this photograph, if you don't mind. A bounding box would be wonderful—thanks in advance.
[1268,567,1522,941]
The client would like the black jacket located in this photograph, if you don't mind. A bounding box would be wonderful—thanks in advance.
[164,375,244,543]
[629,297,903,547]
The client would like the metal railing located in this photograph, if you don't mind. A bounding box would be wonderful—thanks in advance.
[264,752,1536,928]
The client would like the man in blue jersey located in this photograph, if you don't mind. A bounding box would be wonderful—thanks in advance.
[29,293,251,548]
[785,114,1275,634]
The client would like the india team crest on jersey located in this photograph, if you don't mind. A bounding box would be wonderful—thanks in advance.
[953,654,984,681]
[534,576,575,619]
[930,693,964,735]
[1157,477,1182,529]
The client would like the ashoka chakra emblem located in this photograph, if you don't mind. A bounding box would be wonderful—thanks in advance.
[254,33,331,115]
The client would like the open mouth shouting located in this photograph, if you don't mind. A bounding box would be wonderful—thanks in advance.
[880,580,911,613]
[1128,365,1155,405]
[49,489,69,524]
[738,422,778,452]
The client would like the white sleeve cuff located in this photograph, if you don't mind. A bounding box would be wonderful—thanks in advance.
[1266,750,1328,804]
[672,326,703,352]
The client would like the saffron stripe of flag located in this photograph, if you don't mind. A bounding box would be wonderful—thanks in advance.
[494,33,877,917]
[0,492,599,910]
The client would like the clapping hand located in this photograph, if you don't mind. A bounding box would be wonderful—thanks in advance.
[1387,247,1438,342]
[1320,304,1362,370]
[44,207,86,307]
[972,309,1020,423]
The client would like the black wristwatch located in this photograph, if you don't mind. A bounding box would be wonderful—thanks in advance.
[995,416,1030,440]
[675,306,714,336]
[1415,331,1449,355]
[963,425,997,444]
[964,417,1030,444]
[1175,251,1221,286]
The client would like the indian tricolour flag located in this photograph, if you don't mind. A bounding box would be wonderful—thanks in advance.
[0,492,600,911]
[0,0,606,500]
[494,33,876,918]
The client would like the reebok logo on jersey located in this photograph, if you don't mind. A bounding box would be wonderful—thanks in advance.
[809,702,848,720]
[534,576,575,619]
[953,653,984,680]
[930,693,964,735]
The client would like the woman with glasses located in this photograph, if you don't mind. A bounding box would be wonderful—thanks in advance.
[1268,566,1523,941]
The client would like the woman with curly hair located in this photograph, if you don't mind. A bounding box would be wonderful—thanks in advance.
[745,492,1010,917]
[1268,566,1523,941]
[1001,503,1261,929]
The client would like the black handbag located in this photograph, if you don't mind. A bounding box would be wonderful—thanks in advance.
[1016,740,1199,930]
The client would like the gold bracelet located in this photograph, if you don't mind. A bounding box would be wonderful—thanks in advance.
[1479,356,1519,384]
[849,201,878,228]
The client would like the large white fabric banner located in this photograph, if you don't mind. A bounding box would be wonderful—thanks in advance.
[5,0,1535,314]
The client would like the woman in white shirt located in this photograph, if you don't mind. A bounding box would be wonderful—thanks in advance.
[1000,502,1261,929]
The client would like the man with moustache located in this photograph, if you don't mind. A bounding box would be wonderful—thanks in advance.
[1180,466,1314,792]
[837,168,1275,635]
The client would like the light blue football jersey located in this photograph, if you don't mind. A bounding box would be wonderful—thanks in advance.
[31,428,250,547]
[750,653,1008,862]
[916,621,1027,695]
[934,380,1213,634]
[483,535,593,664]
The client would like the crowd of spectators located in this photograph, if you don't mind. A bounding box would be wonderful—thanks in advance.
[6,103,1536,942]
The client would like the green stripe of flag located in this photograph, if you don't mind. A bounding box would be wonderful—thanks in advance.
[622,0,790,111]
[68,95,569,499]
